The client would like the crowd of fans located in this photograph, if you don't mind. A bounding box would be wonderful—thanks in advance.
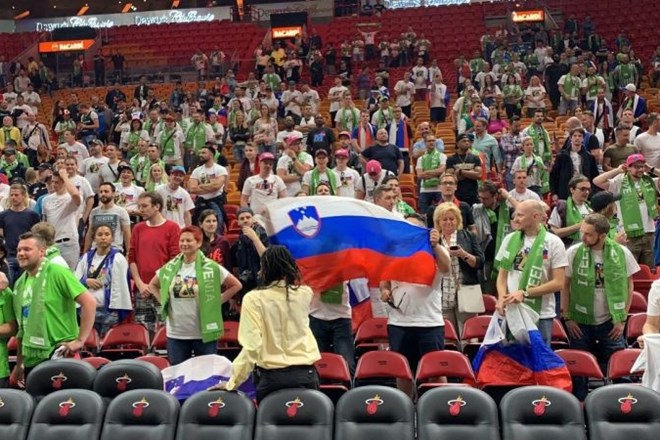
[0,10,660,401]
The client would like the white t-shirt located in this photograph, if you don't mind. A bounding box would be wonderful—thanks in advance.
[70,175,94,217]
[302,90,320,114]
[277,152,314,196]
[161,262,230,339]
[275,129,304,147]
[525,85,547,108]
[647,279,660,316]
[302,168,341,193]
[43,192,81,241]
[88,204,131,251]
[496,231,568,319]
[565,244,639,324]
[388,271,446,327]
[99,160,123,184]
[328,86,349,112]
[156,184,195,228]
[412,66,429,89]
[634,132,660,170]
[394,80,414,107]
[428,82,447,108]
[569,151,582,176]
[60,142,90,169]
[608,173,660,234]
[281,90,303,116]
[241,173,287,214]
[309,283,351,320]
[75,252,130,306]
[416,153,447,193]
[0,184,9,212]
[508,188,541,206]
[548,202,591,236]
[191,163,228,200]
[115,183,145,212]
[82,156,109,193]
[334,167,361,198]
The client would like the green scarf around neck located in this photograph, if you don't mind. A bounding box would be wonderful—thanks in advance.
[45,246,61,261]
[489,201,510,277]
[310,168,337,195]
[186,123,208,152]
[376,107,393,129]
[13,259,53,361]
[620,174,658,238]
[340,107,359,131]
[566,197,590,241]
[569,238,628,324]
[520,154,549,194]
[526,123,552,163]
[159,251,224,343]
[160,128,178,158]
[421,149,441,188]
[499,227,548,313]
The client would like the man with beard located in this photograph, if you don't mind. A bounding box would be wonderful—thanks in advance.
[188,145,228,232]
[84,182,131,253]
[306,113,335,157]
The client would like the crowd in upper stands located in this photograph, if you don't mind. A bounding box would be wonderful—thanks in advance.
[0,8,660,401]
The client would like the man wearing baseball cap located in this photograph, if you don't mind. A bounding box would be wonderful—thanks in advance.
[616,82,647,126]
[302,149,340,195]
[590,191,626,243]
[155,165,195,228]
[333,148,361,198]
[356,159,395,202]
[241,152,287,214]
[277,133,313,197]
[306,113,335,158]
[594,153,660,267]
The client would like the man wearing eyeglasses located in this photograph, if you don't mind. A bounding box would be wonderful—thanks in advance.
[594,154,660,268]
[333,149,361,198]
[241,152,287,215]
[549,175,593,248]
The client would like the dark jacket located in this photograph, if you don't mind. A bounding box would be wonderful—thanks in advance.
[455,229,485,286]
[550,147,599,200]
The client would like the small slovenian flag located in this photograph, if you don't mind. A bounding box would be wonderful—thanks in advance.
[261,197,437,292]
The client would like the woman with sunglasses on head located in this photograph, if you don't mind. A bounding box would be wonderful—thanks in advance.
[380,212,451,398]
[210,245,321,402]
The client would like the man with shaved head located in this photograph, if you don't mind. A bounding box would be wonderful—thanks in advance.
[495,200,568,346]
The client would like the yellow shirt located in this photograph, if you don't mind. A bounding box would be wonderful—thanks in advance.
[226,283,321,391]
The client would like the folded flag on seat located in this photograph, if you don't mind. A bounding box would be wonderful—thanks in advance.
[472,304,572,391]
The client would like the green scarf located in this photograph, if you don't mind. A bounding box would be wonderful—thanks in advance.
[45,246,61,261]
[144,119,161,138]
[127,131,141,157]
[520,154,549,194]
[499,227,547,313]
[620,174,658,238]
[608,217,618,240]
[57,120,76,143]
[320,284,343,304]
[569,238,628,324]
[396,199,416,216]
[130,154,147,183]
[526,123,552,163]
[13,259,53,361]
[617,63,635,85]
[565,197,590,241]
[160,128,178,157]
[503,84,523,101]
[421,149,441,188]
[375,107,393,129]
[563,74,581,98]
[340,107,359,131]
[310,168,338,195]
[489,201,510,277]
[159,251,224,344]
[186,123,207,152]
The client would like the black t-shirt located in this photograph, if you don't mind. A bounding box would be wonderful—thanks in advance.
[446,153,482,205]
[362,144,403,175]
[307,127,336,157]
[0,209,41,257]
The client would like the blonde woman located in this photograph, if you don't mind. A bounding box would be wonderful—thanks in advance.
[434,202,484,337]
[252,104,278,154]
[145,162,168,192]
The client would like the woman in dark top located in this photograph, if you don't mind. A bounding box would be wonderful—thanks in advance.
[237,143,259,192]
[434,202,484,338]
[550,127,599,200]
[228,110,251,164]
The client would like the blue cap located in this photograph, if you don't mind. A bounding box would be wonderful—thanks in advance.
[170,165,186,174]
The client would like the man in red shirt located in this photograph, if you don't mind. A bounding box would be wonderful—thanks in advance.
[129,192,180,333]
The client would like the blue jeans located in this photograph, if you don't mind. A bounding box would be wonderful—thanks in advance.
[94,309,119,338]
[537,318,553,347]
[233,143,246,163]
[568,320,625,401]
[309,316,355,375]
[419,192,443,215]
[167,337,218,366]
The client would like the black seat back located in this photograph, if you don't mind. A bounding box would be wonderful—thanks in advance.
[26,359,97,400]
[175,390,255,440]
[0,388,35,440]
[92,359,162,403]
[255,389,333,440]
[27,389,104,440]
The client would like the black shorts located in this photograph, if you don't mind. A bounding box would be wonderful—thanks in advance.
[388,325,445,373]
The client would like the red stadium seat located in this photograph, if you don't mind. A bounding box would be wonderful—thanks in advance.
[218,321,242,360]
[556,349,605,381]
[82,356,112,370]
[415,350,475,396]
[354,350,413,385]
[481,294,497,315]
[137,355,171,371]
[629,291,648,314]
[98,323,150,360]
[551,318,570,351]
[355,317,389,355]
[461,315,492,360]
[315,352,352,404]
[608,348,643,381]
[151,326,168,353]
[626,313,646,346]
[443,319,460,351]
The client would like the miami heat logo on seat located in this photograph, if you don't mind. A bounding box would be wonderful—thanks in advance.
[132,397,149,417]
[58,398,76,417]
[447,396,466,416]
[365,395,384,414]
[0,397,4,408]
[618,393,638,414]
[285,397,303,417]
[532,396,551,416]
[115,373,133,391]
[50,372,68,389]
[207,397,226,417]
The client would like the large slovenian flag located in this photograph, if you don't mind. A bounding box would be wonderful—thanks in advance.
[472,304,572,391]
[261,196,437,292]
